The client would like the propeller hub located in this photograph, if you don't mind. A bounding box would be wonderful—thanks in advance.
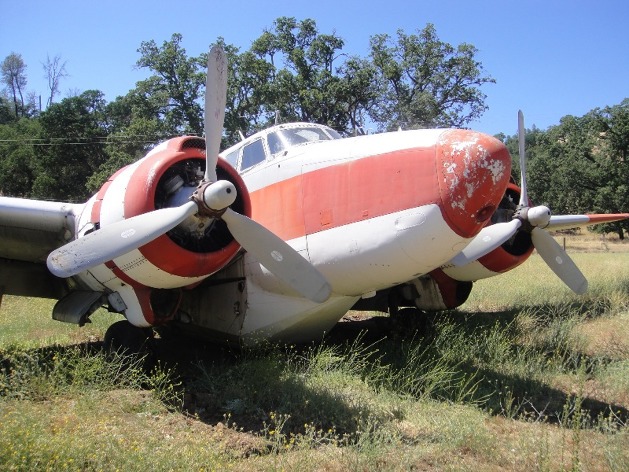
[528,205,551,228]
[192,180,237,218]
[514,204,551,231]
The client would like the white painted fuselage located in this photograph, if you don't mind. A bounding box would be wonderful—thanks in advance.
[204,126,511,342]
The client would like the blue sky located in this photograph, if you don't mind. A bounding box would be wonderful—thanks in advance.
[2,0,627,136]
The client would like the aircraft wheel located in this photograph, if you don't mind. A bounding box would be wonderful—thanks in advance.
[390,307,433,338]
[103,320,153,357]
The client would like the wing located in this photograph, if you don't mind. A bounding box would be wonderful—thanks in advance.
[0,196,82,298]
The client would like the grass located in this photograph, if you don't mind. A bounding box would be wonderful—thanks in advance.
[0,297,121,348]
[1,235,629,470]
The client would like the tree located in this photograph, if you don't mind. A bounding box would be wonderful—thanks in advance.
[0,118,42,196]
[591,99,629,162]
[1,23,500,199]
[87,116,164,193]
[334,56,380,134]
[43,54,68,108]
[84,75,181,192]
[523,99,629,239]
[0,95,14,124]
[34,90,110,201]
[1,53,28,118]
[217,39,275,144]
[85,34,213,192]
[135,33,205,135]
[119,22,496,141]
[587,100,629,238]
[248,17,354,132]
[368,24,495,130]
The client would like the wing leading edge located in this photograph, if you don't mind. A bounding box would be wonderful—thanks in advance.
[0,196,82,299]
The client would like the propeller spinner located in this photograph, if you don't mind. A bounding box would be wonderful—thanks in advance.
[450,111,588,294]
[47,46,332,304]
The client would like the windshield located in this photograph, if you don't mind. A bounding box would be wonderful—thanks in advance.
[267,126,340,156]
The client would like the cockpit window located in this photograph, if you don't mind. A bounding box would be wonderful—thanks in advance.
[225,124,342,172]
[267,131,287,155]
[266,126,341,157]
[224,149,239,168]
[325,128,342,139]
[240,138,265,170]
[282,127,332,146]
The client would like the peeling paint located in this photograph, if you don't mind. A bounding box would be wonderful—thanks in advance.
[436,129,512,237]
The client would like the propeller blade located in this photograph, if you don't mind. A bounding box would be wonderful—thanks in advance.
[518,110,529,207]
[47,201,199,278]
[546,213,629,232]
[204,45,228,182]
[531,227,588,294]
[221,208,332,303]
[450,219,522,266]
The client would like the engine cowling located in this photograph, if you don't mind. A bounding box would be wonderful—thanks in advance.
[396,269,473,311]
[442,180,534,282]
[352,269,473,313]
[80,136,250,325]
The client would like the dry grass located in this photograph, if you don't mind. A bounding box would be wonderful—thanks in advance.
[560,230,629,253]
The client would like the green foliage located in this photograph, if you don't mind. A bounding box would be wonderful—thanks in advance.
[86,117,165,192]
[520,99,629,238]
[369,24,495,130]
[0,118,41,196]
[33,90,110,201]
[1,53,29,119]
[0,95,15,124]
[135,33,205,135]
[244,17,363,135]
[2,21,497,197]
[219,39,275,143]
[1,26,625,219]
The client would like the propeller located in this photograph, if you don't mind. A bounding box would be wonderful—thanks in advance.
[47,46,332,304]
[450,111,588,294]
[204,45,227,182]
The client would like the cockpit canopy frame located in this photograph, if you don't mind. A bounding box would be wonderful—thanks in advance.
[220,123,342,172]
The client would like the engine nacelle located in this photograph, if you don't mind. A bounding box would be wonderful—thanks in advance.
[442,181,534,282]
[353,269,473,313]
[76,136,251,326]
[397,269,473,311]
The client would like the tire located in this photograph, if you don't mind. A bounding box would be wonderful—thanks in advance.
[103,320,152,356]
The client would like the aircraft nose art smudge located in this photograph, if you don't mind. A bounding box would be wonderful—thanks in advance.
[436,130,511,238]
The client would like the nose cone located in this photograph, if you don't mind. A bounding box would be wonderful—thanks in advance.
[437,130,511,237]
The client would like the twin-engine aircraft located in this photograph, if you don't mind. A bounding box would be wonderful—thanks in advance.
[1,47,627,349]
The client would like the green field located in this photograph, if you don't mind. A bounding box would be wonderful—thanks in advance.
[1,251,629,471]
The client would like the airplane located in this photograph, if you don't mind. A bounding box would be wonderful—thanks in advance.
[1,46,627,351]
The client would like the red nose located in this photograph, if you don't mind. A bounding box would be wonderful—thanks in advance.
[436,130,512,238]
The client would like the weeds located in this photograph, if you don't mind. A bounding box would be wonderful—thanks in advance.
[0,344,181,406]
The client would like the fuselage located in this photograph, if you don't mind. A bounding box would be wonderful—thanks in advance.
[210,124,511,342]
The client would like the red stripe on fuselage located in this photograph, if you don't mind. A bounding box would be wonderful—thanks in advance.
[249,147,439,241]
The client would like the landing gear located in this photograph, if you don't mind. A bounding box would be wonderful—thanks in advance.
[390,307,433,337]
[388,289,433,338]
[103,320,153,357]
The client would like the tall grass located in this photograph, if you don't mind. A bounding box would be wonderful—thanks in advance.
[0,343,180,404]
